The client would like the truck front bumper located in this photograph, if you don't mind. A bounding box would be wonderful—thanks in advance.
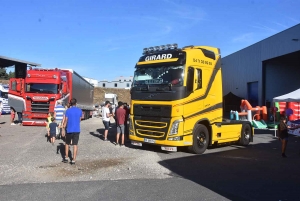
[129,135,193,151]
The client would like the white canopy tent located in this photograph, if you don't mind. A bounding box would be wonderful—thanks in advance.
[273,88,300,102]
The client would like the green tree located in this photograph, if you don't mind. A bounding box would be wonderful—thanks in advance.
[8,71,15,79]
[0,68,8,80]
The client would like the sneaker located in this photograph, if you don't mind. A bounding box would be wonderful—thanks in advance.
[120,144,125,147]
[104,138,108,141]
[70,161,76,165]
[282,153,287,158]
[63,158,68,163]
[11,123,16,125]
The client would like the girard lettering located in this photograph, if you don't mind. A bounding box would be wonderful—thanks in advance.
[145,54,172,61]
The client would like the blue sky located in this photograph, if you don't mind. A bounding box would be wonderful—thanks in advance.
[0,0,299,81]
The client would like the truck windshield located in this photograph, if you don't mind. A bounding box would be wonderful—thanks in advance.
[133,65,184,87]
[26,83,59,94]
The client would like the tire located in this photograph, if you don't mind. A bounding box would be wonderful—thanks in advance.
[239,123,251,146]
[188,124,209,154]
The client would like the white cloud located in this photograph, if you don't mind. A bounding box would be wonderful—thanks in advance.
[232,33,254,43]
[250,23,278,33]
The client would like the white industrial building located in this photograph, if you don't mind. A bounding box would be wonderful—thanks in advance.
[222,23,300,106]
[98,76,133,89]
[83,77,99,87]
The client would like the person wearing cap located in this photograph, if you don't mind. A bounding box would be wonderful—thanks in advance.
[102,101,112,141]
[54,100,65,139]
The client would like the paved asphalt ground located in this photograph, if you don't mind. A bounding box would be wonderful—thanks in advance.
[1,114,300,201]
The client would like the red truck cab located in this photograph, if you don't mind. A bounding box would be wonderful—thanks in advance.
[9,68,69,126]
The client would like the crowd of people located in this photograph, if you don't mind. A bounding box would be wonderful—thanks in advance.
[43,98,130,165]
[101,100,130,146]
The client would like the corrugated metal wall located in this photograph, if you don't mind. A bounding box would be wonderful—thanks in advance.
[222,24,300,105]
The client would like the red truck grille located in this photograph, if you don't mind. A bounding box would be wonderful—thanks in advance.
[31,101,50,113]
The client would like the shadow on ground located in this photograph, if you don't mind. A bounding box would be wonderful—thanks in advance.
[158,134,300,201]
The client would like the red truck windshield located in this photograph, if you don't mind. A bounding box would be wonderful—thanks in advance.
[26,83,59,94]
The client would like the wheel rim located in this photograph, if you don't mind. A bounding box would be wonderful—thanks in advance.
[196,132,206,148]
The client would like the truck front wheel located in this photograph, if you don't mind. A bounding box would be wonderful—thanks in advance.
[239,124,251,146]
[188,124,209,154]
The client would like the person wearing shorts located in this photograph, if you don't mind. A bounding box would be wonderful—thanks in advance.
[54,100,65,139]
[115,102,126,147]
[63,98,82,165]
[102,101,112,141]
[48,117,58,145]
[279,116,291,158]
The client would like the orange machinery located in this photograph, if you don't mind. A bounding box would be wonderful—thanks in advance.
[240,100,267,121]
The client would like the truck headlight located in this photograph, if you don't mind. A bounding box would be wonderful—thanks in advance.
[129,118,134,135]
[169,119,183,136]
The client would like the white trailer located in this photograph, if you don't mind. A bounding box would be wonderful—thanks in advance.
[0,84,10,114]
[104,93,118,107]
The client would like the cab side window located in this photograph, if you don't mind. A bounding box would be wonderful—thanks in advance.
[11,81,17,91]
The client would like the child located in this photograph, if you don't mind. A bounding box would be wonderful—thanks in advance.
[46,112,54,139]
[48,117,58,145]
[278,116,295,157]
[10,107,16,125]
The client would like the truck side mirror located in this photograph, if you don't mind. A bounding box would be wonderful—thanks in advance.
[186,67,195,93]
[16,82,21,92]
[62,84,67,94]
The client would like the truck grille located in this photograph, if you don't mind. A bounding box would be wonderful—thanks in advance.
[134,116,170,140]
[31,101,50,113]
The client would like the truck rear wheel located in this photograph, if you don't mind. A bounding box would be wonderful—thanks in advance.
[239,124,251,146]
[188,124,209,154]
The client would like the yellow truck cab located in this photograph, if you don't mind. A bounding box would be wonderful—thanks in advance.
[129,44,253,154]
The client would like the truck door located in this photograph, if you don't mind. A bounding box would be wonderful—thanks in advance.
[184,67,203,117]
[8,78,25,113]
[9,78,25,97]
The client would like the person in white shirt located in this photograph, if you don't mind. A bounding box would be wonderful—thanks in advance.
[102,101,112,141]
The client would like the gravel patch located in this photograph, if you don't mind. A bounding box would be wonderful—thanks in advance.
[0,115,171,185]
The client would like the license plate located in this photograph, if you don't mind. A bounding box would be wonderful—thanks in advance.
[144,138,156,143]
[131,141,142,146]
[161,146,177,152]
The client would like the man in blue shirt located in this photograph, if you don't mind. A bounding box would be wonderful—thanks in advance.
[63,98,82,165]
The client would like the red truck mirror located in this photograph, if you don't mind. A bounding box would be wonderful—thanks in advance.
[16,82,21,92]
[62,84,67,94]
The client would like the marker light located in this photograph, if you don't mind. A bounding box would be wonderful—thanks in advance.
[173,43,178,49]
[143,48,148,54]
[154,46,160,51]
[148,47,154,52]
[166,44,171,49]
[160,45,166,50]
